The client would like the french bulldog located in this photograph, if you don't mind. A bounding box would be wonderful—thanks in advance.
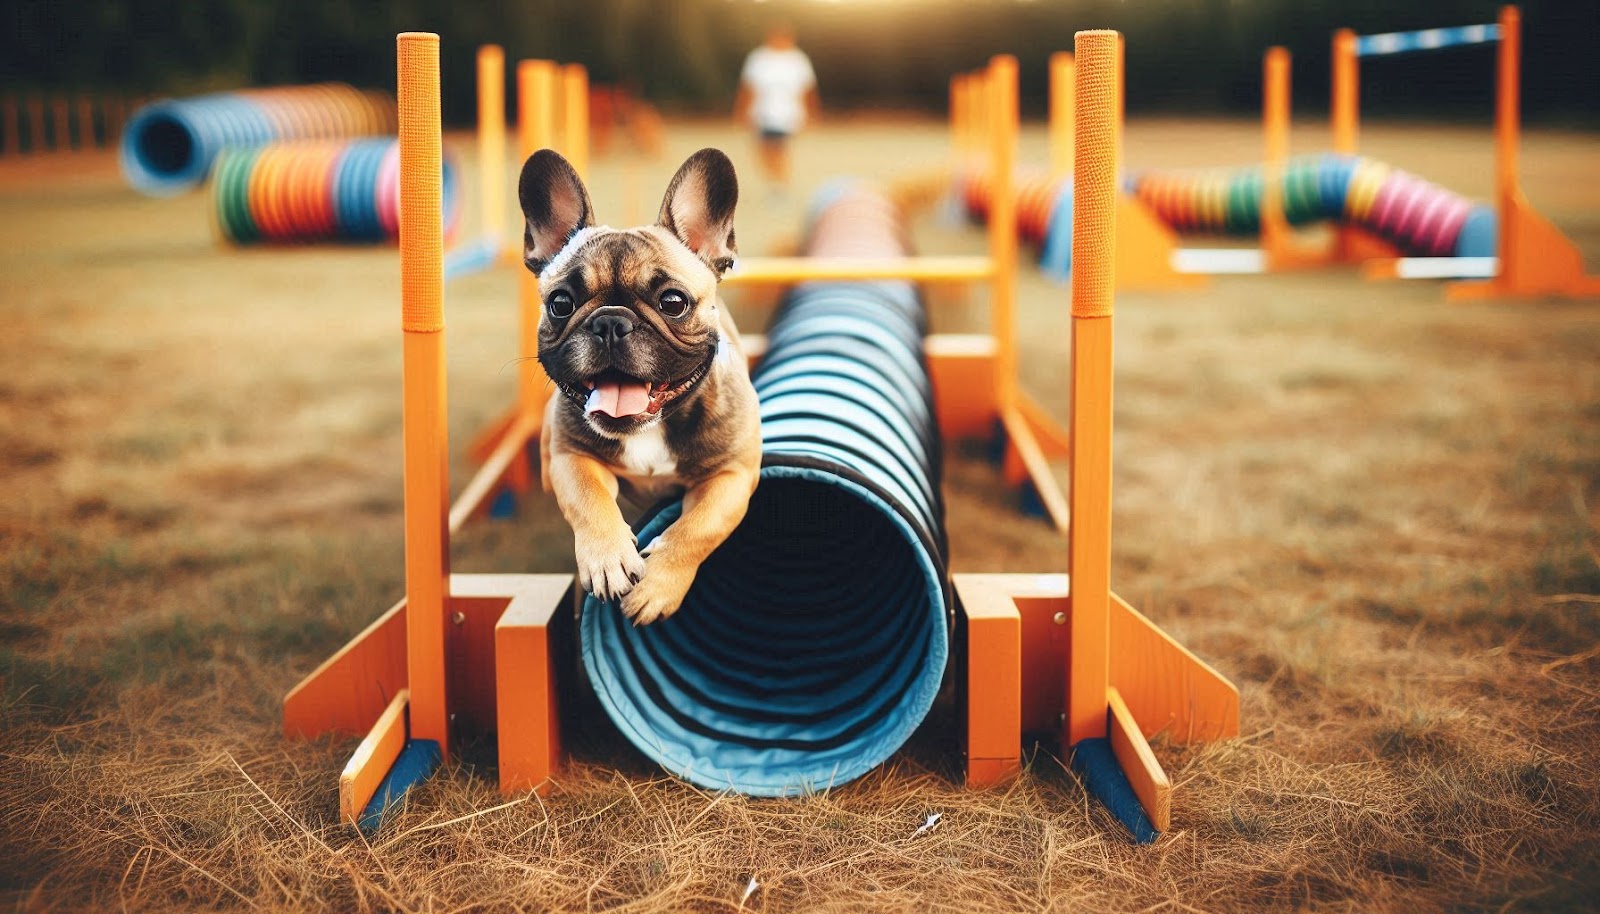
[519,147,760,625]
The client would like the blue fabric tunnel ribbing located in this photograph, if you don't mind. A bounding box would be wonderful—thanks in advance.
[581,185,950,797]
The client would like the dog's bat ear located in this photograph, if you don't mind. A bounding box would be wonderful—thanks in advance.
[519,149,595,273]
[657,148,738,277]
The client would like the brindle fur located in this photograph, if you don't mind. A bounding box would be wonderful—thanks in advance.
[520,148,760,625]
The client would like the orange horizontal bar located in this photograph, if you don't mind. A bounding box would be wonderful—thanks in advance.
[449,413,539,534]
[723,256,994,284]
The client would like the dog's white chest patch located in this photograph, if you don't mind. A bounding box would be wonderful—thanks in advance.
[616,425,677,478]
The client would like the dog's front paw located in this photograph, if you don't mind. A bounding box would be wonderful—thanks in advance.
[576,533,646,603]
[619,561,695,626]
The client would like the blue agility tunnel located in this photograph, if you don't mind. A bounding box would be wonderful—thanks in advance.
[119,85,395,196]
[582,186,950,796]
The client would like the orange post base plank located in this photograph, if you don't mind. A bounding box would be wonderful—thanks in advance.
[1107,686,1172,832]
[339,689,409,825]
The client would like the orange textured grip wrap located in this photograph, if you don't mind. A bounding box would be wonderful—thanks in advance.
[1071,30,1118,319]
[399,33,443,333]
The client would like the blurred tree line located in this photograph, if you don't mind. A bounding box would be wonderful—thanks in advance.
[4,0,1597,125]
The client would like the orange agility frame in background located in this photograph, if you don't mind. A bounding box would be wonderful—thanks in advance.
[1338,6,1600,299]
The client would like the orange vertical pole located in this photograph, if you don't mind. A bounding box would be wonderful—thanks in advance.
[1066,29,1118,748]
[75,95,95,150]
[1330,30,1363,263]
[519,61,558,424]
[1049,52,1075,177]
[987,56,1019,414]
[397,32,451,759]
[949,75,962,160]
[1494,5,1519,271]
[965,72,983,162]
[1261,47,1291,259]
[477,45,507,246]
[25,94,45,155]
[103,94,123,146]
[561,64,589,180]
[1331,29,1358,155]
[51,96,70,151]
[2,94,18,157]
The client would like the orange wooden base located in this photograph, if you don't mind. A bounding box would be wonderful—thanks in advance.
[1446,194,1600,301]
[955,572,1239,825]
[1117,195,1208,292]
[285,573,574,797]
[1333,224,1403,264]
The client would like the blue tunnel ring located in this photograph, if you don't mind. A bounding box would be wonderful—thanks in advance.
[580,249,950,795]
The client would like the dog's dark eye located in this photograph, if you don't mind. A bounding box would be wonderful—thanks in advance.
[546,289,575,319]
[657,289,691,318]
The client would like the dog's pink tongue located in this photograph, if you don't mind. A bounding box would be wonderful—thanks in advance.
[586,380,651,418]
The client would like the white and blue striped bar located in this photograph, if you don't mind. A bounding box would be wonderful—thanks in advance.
[1357,23,1500,57]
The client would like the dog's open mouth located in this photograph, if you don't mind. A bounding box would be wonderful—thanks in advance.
[578,370,656,419]
[563,359,714,421]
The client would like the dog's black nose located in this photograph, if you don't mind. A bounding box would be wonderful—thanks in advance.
[588,309,635,346]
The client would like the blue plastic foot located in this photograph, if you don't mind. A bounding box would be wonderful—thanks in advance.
[489,487,518,519]
[1019,481,1046,518]
[987,417,1008,465]
[1071,738,1160,844]
[357,739,442,836]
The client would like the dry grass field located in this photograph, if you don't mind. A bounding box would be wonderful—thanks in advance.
[2,117,1598,912]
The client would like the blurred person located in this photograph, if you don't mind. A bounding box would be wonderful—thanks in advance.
[734,23,819,197]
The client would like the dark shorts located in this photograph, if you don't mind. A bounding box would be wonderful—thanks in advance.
[758,127,791,143]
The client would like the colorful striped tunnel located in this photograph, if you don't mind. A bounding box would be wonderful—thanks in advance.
[120,84,396,196]
[212,139,460,244]
[957,152,1497,274]
[581,182,949,796]
[1128,154,1495,257]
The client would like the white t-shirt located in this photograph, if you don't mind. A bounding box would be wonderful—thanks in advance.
[740,46,816,134]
